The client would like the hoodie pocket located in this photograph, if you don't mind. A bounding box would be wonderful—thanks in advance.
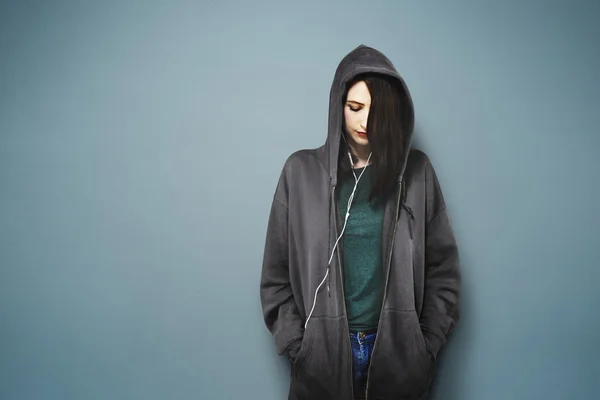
[411,310,434,366]
[289,316,354,400]
[292,326,314,375]
[366,309,435,399]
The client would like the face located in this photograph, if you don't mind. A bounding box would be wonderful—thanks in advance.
[343,80,371,152]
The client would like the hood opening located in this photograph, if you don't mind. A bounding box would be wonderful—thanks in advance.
[325,45,415,187]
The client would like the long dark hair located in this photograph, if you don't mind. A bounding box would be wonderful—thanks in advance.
[339,73,411,202]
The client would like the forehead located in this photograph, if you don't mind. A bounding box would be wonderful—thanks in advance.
[346,80,371,103]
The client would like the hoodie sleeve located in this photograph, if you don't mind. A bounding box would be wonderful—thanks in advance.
[419,156,461,358]
[260,167,304,361]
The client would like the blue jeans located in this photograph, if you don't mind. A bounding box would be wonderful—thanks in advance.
[349,331,377,399]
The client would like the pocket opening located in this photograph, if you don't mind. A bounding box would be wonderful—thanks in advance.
[293,324,315,375]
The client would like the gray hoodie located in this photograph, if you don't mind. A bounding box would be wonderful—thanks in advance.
[260,44,461,400]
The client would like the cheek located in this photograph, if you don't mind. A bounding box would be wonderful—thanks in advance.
[344,110,355,129]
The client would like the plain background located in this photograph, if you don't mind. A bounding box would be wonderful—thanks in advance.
[1,1,599,399]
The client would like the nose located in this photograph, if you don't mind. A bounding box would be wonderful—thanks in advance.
[360,111,368,130]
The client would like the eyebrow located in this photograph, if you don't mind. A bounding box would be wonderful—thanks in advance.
[346,100,365,106]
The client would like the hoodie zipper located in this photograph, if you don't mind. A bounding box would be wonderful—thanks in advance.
[331,184,355,400]
[364,181,402,400]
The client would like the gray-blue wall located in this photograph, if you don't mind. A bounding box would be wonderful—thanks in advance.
[1,1,599,399]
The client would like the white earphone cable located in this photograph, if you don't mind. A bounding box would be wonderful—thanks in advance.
[304,151,372,329]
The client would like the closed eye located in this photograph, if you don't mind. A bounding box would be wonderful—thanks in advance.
[346,100,364,112]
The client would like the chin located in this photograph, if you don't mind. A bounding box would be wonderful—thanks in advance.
[352,136,369,146]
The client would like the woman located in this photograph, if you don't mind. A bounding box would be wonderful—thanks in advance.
[260,44,461,400]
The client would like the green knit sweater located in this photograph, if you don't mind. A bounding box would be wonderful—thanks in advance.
[337,166,385,332]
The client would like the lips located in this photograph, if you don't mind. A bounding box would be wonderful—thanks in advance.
[357,131,367,138]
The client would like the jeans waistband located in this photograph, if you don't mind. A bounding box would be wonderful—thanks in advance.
[350,328,378,338]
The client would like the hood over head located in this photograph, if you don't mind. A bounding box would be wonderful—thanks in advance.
[324,44,415,186]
